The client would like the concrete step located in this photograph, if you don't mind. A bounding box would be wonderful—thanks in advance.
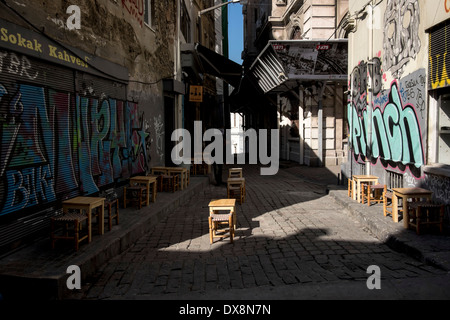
[0,176,210,300]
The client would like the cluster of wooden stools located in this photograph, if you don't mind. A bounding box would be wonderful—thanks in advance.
[348,177,444,235]
[50,189,120,251]
[208,168,246,244]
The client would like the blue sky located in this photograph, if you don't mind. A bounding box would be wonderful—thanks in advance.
[227,3,243,64]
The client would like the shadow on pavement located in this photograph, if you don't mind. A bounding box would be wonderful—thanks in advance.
[0,162,449,300]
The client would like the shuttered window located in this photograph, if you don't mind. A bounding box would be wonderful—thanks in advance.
[0,49,137,254]
[429,20,450,90]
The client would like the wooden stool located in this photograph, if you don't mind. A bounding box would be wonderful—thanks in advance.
[383,190,393,217]
[363,184,386,206]
[407,202,444,235]
[101,188,120,231]
[51,211,89,251]
[227,178,245,204]
[105,198,119,231]
[348,178,353,198]
[348,178,365,200]
[160,174,179,192]
[123,185,147,209]
[208,199,236,244]
[228,168,243,178]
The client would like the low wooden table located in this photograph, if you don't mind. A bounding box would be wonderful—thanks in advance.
[129,176,158,205]
[208,199,237,243]
[62,196,105,243]
[392,187,433,227]
[352,175,379,203]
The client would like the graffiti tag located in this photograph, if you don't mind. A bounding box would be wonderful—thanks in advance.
[348,81,424,177]
[0,83,150,216]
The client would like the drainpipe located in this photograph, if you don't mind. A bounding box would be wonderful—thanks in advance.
[349,60,354,179]
[318,82,326,167]
[366,1,373,176]
[299,85,304,165]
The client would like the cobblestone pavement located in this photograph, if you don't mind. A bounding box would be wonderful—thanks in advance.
[69,165,448,300]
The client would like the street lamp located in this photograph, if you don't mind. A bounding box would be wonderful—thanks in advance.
[198,0,240,17]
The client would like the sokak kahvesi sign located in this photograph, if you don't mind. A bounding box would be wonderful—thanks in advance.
[1,25,89,69]
[0,18,128,81]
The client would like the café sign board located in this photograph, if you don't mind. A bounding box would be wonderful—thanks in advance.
[0,18,128,82]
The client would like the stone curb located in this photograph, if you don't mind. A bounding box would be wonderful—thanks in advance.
[0,176,210,300]
[327,185,450,272]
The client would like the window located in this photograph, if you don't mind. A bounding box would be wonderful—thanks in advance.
[181,1,191,42]
[144,0,156,29]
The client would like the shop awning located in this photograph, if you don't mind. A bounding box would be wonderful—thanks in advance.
[181,43,242,88]
[229,72,266,113]
[250,40,348,93]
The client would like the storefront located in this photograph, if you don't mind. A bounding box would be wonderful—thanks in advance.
[248,39,348,167]
[424,10,450,213]
[343,0,450,225]
[180,42,242,148]
[0,18,154,254]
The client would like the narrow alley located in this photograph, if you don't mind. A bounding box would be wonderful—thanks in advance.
[69,164,449,301]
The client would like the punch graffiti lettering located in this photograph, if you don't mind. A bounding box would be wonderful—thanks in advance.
[348,81,425,177]
[0,83,150,217]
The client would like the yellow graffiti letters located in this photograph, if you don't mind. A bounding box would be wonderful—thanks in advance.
[0,27,43,53]
[48,45,88,68]
[430,52,450,89]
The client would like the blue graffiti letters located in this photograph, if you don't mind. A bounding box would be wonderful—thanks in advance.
[348,82,424,171]
[0,82,149,217]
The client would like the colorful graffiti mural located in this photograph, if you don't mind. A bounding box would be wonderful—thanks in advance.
[348,67,426,178]
[0,82,150,217]
[383,0,421,79]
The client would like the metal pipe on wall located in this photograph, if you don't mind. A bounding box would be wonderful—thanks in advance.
[366,0,374,176]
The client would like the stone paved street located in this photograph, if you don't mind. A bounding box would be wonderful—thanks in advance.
[69,165,449,300]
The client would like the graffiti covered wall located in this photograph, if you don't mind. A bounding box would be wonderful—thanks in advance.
[346,0,429,181]
[0,50,151,218]
[348,66,427,178]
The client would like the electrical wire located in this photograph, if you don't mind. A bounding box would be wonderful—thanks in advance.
[0,0,174,85]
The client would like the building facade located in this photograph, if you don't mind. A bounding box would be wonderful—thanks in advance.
[0,0,236,255]
[0,0,178,253]
[239,0,349,167]
[343,0,450,222]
